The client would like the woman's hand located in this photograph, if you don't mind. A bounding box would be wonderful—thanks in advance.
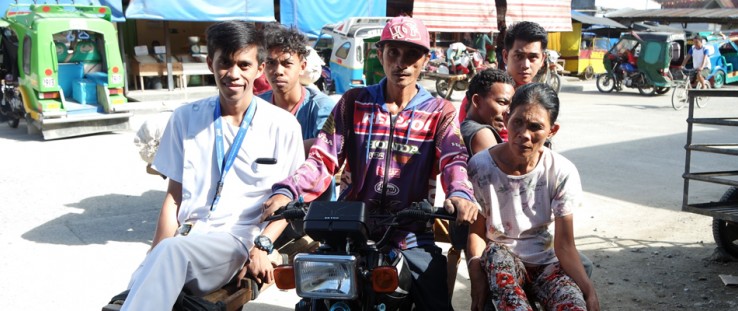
[468,257,489,311]
[585,290,600,311]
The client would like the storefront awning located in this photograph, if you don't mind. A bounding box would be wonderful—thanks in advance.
[505,0,572,32]
[571,11,626,29]
[280,0,386,38]
[0,0,125,22]
[412,0,497,33]
[125,0,275,22]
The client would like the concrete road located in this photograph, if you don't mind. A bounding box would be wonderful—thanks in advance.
[0,79,736,310]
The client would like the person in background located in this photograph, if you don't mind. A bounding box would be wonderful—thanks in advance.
[262,16,478,310]
[467,83,599,311]
[681,35,713,89]
[258,24,337,203]
[259,23,336,156]
[119,21,305,310]
[474,32,494,66]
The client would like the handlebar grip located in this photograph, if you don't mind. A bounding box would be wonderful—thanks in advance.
[264,201,308,222]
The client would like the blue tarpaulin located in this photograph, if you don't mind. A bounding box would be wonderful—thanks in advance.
[0,0,125,22]
[280,0,386,38]
[125,0,275,22]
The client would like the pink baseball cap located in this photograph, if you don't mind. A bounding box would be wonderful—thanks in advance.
[378,16,430,52]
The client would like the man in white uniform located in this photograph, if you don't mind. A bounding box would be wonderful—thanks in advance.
[120,21,305,311]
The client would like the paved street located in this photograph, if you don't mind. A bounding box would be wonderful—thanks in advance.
[0,78,736,310]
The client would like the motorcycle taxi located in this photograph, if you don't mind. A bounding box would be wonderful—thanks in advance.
[597,31,686,96]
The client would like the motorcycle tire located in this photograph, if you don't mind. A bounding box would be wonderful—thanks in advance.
[435,79,452,99]
[712,188,738,258]
[582,66,595,80]
[637,81,656,96]
[596,74,615,93]
[655,87,670,95]
[8,117,19,128]
[547,74,561,94]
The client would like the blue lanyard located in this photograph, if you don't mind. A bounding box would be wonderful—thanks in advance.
[210,98,257,212]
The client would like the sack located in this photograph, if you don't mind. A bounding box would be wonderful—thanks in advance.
[106,290,226,311]
[133,111,172,164]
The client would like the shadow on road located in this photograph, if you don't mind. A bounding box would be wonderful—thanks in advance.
[560,126,736,210]
[0,119,43,142]
[578,234,738,310]
[22,190,163,245]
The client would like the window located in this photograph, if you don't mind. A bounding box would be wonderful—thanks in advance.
[356,44,363,64]
[22,36,31,75]
[335,42,350,59]
[643,42,661,64]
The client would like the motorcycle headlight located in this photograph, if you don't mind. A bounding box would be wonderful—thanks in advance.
[294,254,357,299]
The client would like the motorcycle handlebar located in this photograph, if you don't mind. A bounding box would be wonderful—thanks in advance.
[264,201,308,222]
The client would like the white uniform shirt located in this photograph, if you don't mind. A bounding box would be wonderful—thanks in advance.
[468,147,583,265]
[152,95,305,250]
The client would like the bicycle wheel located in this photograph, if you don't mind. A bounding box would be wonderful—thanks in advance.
[696,82,710,108]
[596,74,615,93]
[671,82,688,110]
[547,74,561,94]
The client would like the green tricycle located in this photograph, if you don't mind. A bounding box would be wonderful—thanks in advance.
[0,3,130,140]
[597,31,687,96]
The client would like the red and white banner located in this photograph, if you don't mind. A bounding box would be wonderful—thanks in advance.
[506,0,572,32]
[412,0,497,33]
[412,0,572,33]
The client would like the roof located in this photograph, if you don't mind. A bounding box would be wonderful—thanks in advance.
[606,8,738,25]
[571,12,626,28]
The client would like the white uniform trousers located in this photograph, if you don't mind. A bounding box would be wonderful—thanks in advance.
[121,232,249,311]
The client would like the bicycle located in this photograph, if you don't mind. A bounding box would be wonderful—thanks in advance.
[671,68,711,111]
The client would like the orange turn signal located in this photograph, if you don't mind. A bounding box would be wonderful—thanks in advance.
[274,265,295,290]
[371,266,398,293]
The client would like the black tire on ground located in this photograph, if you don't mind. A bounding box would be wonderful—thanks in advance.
[712,70,726,89]
[596,74,615,93]
[436,79,452,98]
[583,66,595,80]
[547,74,562,94]
[8,117,19,128]
[655,87,670,95]
[712,187,738,258]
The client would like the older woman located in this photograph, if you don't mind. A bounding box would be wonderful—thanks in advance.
[467,83,599,311]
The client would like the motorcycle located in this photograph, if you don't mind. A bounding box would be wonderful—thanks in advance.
[0,73,24,129]
[539,50,563,94]
[267,200,455,311]
[595,55,666,95]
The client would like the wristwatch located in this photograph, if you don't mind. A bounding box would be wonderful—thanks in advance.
[254,235,274,254]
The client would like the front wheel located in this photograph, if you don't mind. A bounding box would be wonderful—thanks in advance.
[547,74,562,94]
[582,66,595,80]
[655,86,670,95]
[435,79,452,99]
[671,83,688,110]
[712,188,738,258]
[596,74,615,93]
